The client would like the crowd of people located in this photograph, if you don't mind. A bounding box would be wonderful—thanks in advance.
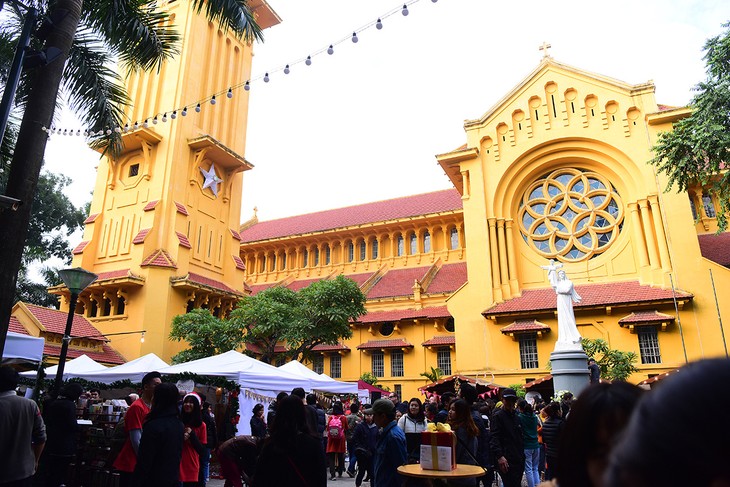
[1,358,729,487]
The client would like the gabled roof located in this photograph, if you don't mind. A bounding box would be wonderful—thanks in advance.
[618,311,675,325]
[698,233,730,267]
[367,266,431,299]
[356,339,414,350]
[422,335,455,347]
[141,249,177,268]
[312,342,350,352]
[14,302,105,341]
[484,281,692,317]
[239,189,462,242]
[356,306,451,324]
[500,320,551,334]
[43,343,125,365]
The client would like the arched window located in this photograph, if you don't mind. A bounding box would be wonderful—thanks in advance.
[450,228,459,250]
[409,233,417,254]
[314,247,320,266]
[302,249,309,268]
[269,254,276,272]
[280,253,286,270]
[689,195,698,221]
[359,241,366,261]
[397,235,405,256]
[423,231,431,253]
[347,242,354,262]
[371,239,379,259]
[325,245,331,265]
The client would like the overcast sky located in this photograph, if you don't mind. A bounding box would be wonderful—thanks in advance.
[44,0,730,229]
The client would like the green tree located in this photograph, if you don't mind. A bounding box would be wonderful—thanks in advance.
[168,309,245,364]
[230,275,367,364]
[0,0,262,355]
[651,22,730,230]
[581,338,639,382]
[420,366,443,383]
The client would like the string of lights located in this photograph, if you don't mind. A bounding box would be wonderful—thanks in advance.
[43,0,440,137]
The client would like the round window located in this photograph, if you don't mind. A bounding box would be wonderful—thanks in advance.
[518,168,624,262]
[379,322,395,337]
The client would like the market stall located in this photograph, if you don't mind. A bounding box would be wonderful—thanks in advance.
[21,353,107,379]
[277,360,359,394]
[2,331,44,367]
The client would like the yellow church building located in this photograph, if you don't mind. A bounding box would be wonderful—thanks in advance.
[45,1,729,400]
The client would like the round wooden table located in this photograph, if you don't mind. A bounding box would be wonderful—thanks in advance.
[397,464,486,479]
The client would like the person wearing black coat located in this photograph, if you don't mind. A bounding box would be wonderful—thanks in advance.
[250,403,267,439]
[351,408,377,487]
[134,383,184,487]
[199,397,218,486]
[490,389,524,487]
[42,383,83,487]
[540,402,564,481]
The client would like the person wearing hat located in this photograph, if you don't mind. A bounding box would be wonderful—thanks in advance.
[489,388,524,487]
[180,392,207,487]
[363,398,407,487]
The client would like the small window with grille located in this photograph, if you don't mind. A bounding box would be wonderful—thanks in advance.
[437,347,452,375]
[129,163,139,177]
[372,351,384,377]
[330,355,342,378]
[638,327,662,364]
[391,350,404,377]
[313,356,324,374]
[519,333,539,369]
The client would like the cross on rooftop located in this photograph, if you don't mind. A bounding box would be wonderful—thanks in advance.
[539,41,552,58]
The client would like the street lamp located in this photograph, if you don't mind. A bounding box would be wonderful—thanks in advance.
[53,267,97,396]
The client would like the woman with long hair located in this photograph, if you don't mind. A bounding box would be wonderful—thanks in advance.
[540,402,563,482]
[134,383,184,487]
[250,403,266,439]
[326,402,349,480]
[448,399,480,486]
[397,397,429,462]
[180,393,207,487]
[252,395,327,486]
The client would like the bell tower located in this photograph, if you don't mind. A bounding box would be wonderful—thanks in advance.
[52,1,281,361]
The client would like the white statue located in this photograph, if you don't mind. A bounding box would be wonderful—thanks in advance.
[541,260,583,351]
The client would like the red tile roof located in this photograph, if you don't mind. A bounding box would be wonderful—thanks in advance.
[247,282,276,296]
[232,256,246,271]
[426,262,468,294]
[176,232,192,249]
[698,233,730,267]
[356,339,414,350]
[618,310,675,325]
[347,272,377,287]
[21,303,106,341]
[244,343,288,354]
[500,320,551,334]
[287,278,321,292]
[240,189,462,242]
[356,306,451,324]
[133,228,151,244]
[175,201,188,216]
[187,272,241,295]
[524,374,553,389]
[42,343,125,365]
[312,342,350,352]
[96,269,132,281]
[367,266,431,299]
[229,229,241,241]
[72,241,90,255]
[422,335,455,347]
[9,316,25,333]
[141,249,177,268]
[143,200,159,211]
[83,213,99,224]
[484,281,693,316]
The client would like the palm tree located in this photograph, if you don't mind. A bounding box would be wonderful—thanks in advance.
[0,0,263,355]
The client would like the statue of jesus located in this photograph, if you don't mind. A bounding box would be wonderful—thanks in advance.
[541,260,583,351]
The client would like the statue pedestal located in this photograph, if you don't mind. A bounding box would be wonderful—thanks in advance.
[550,348,589,397]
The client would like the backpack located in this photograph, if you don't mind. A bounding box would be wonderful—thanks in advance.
[328,415,344,440]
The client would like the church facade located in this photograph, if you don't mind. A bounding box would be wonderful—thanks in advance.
[50,1,729,401]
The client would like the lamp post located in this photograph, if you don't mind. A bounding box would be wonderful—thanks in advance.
[53,267,97,396]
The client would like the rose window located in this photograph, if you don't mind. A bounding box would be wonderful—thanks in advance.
[518,168,624,262]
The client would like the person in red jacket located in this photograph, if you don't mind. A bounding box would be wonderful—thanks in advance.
[326,402,349,480]
[180,392,207,487]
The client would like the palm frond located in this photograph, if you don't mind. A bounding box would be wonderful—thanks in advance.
[191,0,263,43]
[63,29,130,157]
[82,0,180,72]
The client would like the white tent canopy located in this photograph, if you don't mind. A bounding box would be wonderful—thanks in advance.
[22,354,107,379]
[2,332,44,365]
[278,360,359,394]
[66,353,169,384]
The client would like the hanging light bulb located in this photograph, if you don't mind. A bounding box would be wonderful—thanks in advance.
[153,116,158,124]
[162,113,168,122]
[41,126,47,133]
[83,129,88,136]
[227,87,233,98]
[244,81,250,91]
[352,32,358,43]
[123,124,129,132]
[305,55,312,66]
[105,128,112,135]
[376,18,383,29]
[143,120,149,128]
[62,129,68,135]
[210,95,217,105]
[264,73,270,82]
[114,126,121,133]
[182,107,188,116]
[140,331,145,343]
[171,111,177,119]
[134,122,139,130]
[327,45,334,55]
[76,129,81,136]
[195,103,201,113]
[402,4,409,16]
[284,64,290,74]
